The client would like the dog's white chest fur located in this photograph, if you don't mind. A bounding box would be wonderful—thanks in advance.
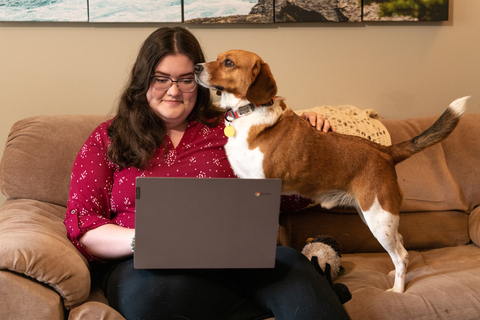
[224,116,266,179]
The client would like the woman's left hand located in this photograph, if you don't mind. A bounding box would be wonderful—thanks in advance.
[301,112,337,133]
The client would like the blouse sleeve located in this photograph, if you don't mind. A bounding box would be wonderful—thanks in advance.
[64,121,117,262]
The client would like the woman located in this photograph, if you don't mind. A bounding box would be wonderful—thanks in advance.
[64,27,348,320]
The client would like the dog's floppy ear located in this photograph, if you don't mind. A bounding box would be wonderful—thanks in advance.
[246,60,277,105]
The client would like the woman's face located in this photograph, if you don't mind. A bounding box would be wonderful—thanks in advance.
[146,54,198,130]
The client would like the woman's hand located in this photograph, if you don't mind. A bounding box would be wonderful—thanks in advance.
[301,112,337,133]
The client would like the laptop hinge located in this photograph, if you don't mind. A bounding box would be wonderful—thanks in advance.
[136,187,141,199]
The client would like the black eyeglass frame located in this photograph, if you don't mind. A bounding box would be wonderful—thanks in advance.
[150,75,197,93]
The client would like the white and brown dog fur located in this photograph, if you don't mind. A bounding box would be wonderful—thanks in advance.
[194,49,469,293]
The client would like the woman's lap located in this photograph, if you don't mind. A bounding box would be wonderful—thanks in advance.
[104,261,269,320]
[102,246,349,320]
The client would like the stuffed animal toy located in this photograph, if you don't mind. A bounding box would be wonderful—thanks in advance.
[302,235,352,304]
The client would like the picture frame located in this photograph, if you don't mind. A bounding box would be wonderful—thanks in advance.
[0,0,449,23]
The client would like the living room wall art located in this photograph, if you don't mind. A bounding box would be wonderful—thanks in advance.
[0,0,448,23]
[362,0,449,21]
[88,0,182,23]
[274,0,448,23]
[0,0,88,22]
[275,0,362,22]
[185,0,273,23]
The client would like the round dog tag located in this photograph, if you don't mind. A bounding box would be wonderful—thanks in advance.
[224,125,235,137]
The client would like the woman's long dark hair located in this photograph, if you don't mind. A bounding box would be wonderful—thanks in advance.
[107,27,222,169]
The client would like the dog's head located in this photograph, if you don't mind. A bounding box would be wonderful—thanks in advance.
[195,49,277,105]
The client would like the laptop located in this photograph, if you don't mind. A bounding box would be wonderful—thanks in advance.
[134,177,282,269]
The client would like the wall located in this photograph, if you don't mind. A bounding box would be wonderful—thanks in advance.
[1,1,479,206]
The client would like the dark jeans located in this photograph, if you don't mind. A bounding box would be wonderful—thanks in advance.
[99,246,350,320]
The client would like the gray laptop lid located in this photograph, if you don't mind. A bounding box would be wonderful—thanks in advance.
[134,177,282,269]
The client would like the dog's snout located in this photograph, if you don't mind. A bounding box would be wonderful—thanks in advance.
[194,64,204,74]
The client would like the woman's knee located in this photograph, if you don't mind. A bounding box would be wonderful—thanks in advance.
[275,246,316,273]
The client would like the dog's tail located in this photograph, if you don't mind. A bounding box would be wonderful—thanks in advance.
[388,96,470,165]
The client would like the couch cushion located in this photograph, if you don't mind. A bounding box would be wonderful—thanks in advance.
[339,244,480,320]
[68,301,126,320]
[469,206,480,247]
[382,113,480,213]
[0,115,107,207]
[279,206,470,253]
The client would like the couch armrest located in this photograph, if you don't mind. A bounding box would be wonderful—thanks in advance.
[470,206,480,247]
[0,199,90,309]
[0,270,65,319]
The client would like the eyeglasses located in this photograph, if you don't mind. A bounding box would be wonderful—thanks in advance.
[150,75,197,93]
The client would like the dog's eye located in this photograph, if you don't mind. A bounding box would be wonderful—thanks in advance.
[224,59,235,67]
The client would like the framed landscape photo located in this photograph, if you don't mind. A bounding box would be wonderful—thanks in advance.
[275,0,362,22]
[0,0,88,22]
[88,0,182,23]
[362,0,449,22]
[0,0,449,23]
[185,0,273,24]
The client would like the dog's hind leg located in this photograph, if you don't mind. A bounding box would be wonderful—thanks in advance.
[359,198,409,293]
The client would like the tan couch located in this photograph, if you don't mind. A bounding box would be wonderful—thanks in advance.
[1,113,480,319]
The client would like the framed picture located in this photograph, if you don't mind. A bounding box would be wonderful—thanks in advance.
[88,0,182,23]
[363,0,449,22]
[0,0,88,22]
[275,0,362,22]
[0,0,449,23]
[185,0,273,23]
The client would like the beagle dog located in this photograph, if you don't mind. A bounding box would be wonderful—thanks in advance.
[194,49,469,293]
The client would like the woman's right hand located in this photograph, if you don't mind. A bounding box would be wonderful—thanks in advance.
[301,111,337,133]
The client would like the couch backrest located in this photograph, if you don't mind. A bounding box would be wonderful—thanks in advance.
[383,113,480,213]
[0,115,108,207]
[3,113,479,253]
